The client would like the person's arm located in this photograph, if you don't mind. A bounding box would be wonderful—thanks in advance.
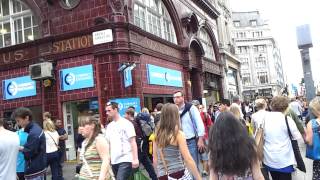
[251,158,265,180]
[190,106,206,150]
[96,136,112,180]
[23,133,41,160]
[59,129,68,140]
[305,121,313,146]
[152,141,158,176]
[130,137,139,168]
[209,169,218,180]
[177,131,201,180]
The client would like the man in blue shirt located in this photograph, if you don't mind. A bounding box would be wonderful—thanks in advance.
[173,91,205,169]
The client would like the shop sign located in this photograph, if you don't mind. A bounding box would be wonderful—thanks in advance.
[124,67,133,88]
[109,97,141,116]
[147,64,183,87]
[60,64,94,91]
[2,76,36,100]
[92,29,113,45]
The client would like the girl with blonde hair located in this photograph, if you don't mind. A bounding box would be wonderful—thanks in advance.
[153,103,201,180]
[43,120,62,180]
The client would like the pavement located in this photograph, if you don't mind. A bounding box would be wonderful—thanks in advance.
[48,139,313,180]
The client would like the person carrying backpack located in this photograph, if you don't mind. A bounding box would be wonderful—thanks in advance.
[125,109,157,180]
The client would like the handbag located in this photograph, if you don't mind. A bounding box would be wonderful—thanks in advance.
[128,169,149,180]
[306,119,320,160]
[159,149,192,180]
[285,116,306,172]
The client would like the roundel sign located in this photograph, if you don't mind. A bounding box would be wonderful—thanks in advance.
[65,73,76,85]
[7,81,18,96]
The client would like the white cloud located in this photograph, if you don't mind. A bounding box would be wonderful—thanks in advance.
[229,0,320,87]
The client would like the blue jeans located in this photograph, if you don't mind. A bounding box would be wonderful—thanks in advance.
[47,151,62,180]
[26,175,45,180]
[187,138,199,179]
[112,162,133,180]
[57,148,65,179]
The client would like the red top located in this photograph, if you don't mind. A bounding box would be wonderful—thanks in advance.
[200,112,213,140]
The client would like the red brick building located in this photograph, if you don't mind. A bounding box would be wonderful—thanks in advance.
[0,0,224,160]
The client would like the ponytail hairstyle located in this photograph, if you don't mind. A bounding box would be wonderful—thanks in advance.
[79,116,102,151]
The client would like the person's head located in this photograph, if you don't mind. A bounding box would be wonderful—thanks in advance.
[128,106,135,111]
[156,103,180,148]
[155,103,164,112]
[198,105,204,112]
[13,107,33,128]
[79,116,101,150]
[105,102,119,119]
[309,97,320,118]
[219,99,230,112]
[125,108,135,120]
[43,112,51,121]
[208,112,257,176]
[141,107,150,114]
[270,96,290,113]
[255,98,267,111]
[173,91,185,106]
[233,95,241,104]
[55,119,63,128]
[191,100,200,108]
[229,104,241,119]
[43,120,56,132]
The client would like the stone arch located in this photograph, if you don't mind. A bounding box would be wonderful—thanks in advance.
[198,22,221,62]
[129,0,184,45]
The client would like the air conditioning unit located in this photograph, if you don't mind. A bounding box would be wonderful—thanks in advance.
[29,62,53,80]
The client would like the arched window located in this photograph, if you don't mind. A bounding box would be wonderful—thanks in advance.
[134,0,177,44]
[199,28,215,60]
[0,0,39,48]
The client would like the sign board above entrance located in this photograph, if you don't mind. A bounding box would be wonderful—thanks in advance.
[92,29,113,45]
[109,97,141,116]
[147,64,183,87]
[2,76,36,100]
[60,64,94,91]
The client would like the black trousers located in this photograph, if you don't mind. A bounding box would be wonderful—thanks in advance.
[270,171,292,180]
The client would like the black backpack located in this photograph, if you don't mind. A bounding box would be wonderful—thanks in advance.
[136,113,155,137]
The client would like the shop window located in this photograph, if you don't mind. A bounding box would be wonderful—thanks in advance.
[0,0,39,48]
[242,73,251,86]
[134,0,177,44]
[227,68,237,85]
[199,28,215,60]
[257,72,268,84]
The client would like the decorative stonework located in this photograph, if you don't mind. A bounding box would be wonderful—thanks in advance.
[109,0,126,15]
[130,32,182,59]
[203,60,221,75]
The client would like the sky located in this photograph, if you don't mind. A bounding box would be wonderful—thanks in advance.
[229,0,320,88]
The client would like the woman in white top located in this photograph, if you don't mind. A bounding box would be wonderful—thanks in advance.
[44,120,62,180]
[263,96,302,180]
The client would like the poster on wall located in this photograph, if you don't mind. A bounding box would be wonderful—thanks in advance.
[109,97,141,116]
[2,76,36,100]
[146,64,183,87]
[60,64,94,91]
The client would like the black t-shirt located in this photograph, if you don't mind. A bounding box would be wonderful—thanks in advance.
[57,127,67,148]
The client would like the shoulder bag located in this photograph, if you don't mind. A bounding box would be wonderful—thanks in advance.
[159,149,192,180]
[306,119,320,160]
[254,114,266,161]
[285,116,306,172]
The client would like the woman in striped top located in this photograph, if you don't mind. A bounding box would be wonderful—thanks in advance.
[79,116,114,180]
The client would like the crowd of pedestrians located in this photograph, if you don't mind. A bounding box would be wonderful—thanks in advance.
[1,90,320,180]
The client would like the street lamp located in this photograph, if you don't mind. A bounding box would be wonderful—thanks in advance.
[296,24,315,102]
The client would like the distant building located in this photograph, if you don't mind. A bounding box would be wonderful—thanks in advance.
[231,11,285,101]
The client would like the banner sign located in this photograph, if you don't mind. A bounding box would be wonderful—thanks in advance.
[147,64,183,87]
[60,65,94,91]
[3,76,36,100]
[109,97,141,116]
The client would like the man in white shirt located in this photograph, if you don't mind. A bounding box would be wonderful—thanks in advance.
[105,102,139,180]
[231,95,244,119]
[289,97,303,120]
[0,118,20,180]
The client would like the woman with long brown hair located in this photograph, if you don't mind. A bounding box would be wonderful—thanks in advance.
[78,116,114,180]
[153,103,201,180]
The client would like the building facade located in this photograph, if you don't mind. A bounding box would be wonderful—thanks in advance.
[0,0,225,160]
[216,0,242,100]
[232,11,285,101]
